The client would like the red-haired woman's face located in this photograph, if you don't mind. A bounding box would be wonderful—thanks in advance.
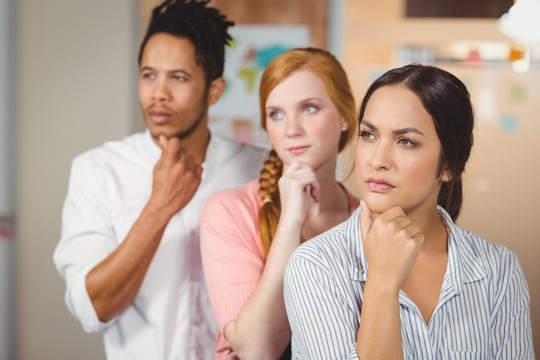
[264,69,348,173]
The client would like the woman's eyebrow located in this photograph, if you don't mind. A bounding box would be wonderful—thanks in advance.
[393,127,424,136]
[361,120,424,136]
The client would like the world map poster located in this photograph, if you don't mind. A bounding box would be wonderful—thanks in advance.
[209,25,310,149]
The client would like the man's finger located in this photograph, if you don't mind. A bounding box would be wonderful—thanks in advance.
[159,134,168,149]
[184,154,196,171]
[176,146,188,161]
[159,136,179,160]
[194,163,203,179]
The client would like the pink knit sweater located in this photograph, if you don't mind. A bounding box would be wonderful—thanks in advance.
[200,179,359,359]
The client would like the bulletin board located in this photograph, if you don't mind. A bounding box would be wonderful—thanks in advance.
[208,25,310,146]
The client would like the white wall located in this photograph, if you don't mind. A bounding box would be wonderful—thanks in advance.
[16,0,139,358]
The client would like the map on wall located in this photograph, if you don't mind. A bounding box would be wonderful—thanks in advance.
[208,25,310,148]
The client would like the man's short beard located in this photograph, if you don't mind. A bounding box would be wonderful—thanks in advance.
[170,108,207,140]
[151,88,209,141]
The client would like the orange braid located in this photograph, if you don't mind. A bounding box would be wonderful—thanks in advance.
[258,150,283,256]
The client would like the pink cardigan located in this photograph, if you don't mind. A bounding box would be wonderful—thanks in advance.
[200,179,359,359]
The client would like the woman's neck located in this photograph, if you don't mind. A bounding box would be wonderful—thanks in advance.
[312,159,346,210]
[300,160,351,240]
[411,207,448,253]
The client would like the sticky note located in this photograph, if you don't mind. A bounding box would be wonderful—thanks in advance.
[501,114,518,133]
[511,85,527,102]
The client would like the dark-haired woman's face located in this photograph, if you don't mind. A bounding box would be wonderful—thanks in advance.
[355,85,450,219]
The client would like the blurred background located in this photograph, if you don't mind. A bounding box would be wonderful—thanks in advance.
[1,0,538,358]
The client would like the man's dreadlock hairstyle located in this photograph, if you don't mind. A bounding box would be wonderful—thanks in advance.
[138,0,234,85]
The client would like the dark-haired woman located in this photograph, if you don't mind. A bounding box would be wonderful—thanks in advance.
[284,64,534,359]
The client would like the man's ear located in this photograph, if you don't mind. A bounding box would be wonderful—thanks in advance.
[207,77,226,106]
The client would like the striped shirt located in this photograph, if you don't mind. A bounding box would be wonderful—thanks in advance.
[284,206,534,359]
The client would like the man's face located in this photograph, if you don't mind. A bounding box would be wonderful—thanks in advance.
[138,33,209,144]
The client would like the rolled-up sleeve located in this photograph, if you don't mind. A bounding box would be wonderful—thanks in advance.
[53,156,118,333]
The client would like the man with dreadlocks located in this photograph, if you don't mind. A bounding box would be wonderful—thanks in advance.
[53,1,263,358]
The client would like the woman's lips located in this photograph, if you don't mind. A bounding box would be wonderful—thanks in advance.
[288,145,310,155]
[368,178,394,192]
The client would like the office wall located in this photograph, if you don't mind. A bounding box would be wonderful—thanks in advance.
[16,1,138,359]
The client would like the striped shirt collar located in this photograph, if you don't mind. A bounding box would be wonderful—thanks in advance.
[348,206,487,295]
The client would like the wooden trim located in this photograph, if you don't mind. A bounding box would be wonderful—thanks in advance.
[141,0,328,48]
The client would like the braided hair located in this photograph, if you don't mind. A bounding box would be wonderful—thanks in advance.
[257,48,356,256]
[258,150,283,256]
[138,0,234,85]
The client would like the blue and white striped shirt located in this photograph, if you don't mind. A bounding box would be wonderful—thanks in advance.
[284,206,534,359]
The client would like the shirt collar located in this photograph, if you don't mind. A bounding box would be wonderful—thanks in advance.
[441,207,487,294]
[348,207,367,281]
[200,133,241,182]
[144,129,162,161]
